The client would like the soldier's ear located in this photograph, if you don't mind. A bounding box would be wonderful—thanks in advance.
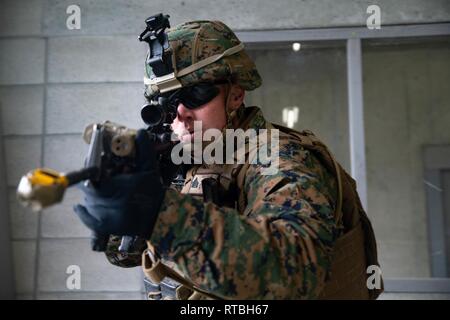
[228,84,245,111]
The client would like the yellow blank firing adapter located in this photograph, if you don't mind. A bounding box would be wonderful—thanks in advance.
[16,166,98,212]
[16,168,69,212]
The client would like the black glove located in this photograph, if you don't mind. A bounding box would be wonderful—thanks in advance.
[73,129,166,242]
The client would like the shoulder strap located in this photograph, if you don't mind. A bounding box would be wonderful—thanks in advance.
[235,162,250,212]
[142,243,225,300]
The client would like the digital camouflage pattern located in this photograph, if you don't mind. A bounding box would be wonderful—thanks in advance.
[105,106,344,299]
[144,20,262,97]
[108,19,345,299]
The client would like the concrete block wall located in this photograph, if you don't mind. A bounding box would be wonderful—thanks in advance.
[363,40,450,278]
[0,0,150,300]
[1,0,449,300]
[1,0,449,37]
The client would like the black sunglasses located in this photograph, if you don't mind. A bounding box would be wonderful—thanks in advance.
[163,82,224,109]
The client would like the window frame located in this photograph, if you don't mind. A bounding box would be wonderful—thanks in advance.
[236,23,450,293]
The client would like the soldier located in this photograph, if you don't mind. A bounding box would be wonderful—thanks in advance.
[74,18,382,300]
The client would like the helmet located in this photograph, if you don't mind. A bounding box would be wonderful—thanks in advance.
[144,20,262,97]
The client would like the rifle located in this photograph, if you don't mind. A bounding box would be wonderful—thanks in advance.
[17,13,183,252]
[17,119,178,251]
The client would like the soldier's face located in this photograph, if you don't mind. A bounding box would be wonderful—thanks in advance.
[171,84,245,142]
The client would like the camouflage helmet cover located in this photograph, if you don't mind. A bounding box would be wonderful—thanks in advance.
[144,20,262,97]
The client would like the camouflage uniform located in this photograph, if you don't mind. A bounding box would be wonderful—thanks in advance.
[106,104,343,299]
[103,19,378,300]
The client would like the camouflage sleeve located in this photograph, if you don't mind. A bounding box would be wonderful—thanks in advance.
[149,139,341,299]
[104,235,147,268]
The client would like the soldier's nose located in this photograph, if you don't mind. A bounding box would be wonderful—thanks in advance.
[177,103,194,122]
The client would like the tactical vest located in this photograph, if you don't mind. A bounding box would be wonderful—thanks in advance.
[142,116,383,300]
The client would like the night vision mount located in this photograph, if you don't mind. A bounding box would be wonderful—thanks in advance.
[139,13,181,128]
[139,13,182,96]
[139,13,174,78]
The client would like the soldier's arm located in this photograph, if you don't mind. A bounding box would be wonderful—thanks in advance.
[149,145,340,299]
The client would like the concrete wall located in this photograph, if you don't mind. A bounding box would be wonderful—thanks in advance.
[1,0,449,300]
[363,39,450,278]
[1,0,449,36]
[0,99,15,299]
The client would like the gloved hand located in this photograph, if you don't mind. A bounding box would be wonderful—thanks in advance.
[73,129,166,242]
